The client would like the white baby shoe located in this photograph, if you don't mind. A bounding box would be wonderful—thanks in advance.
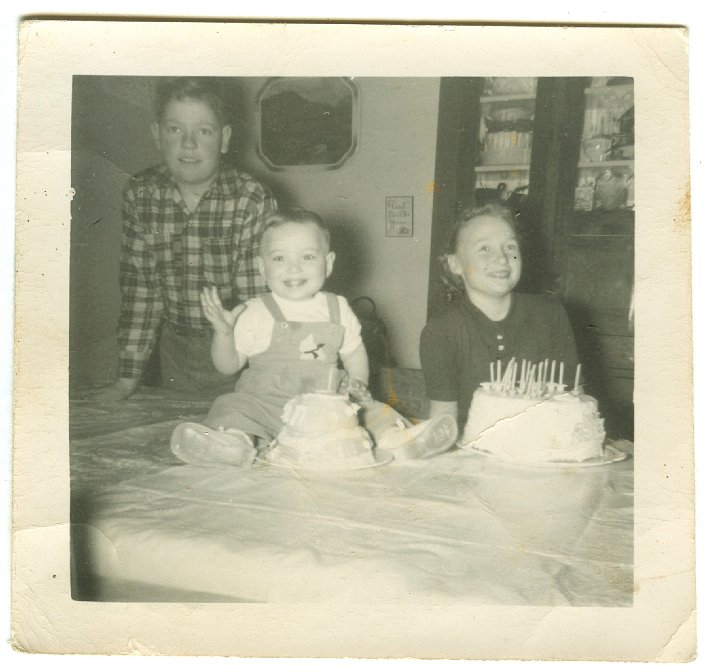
[170,422,257,468]
[377,415,458,461]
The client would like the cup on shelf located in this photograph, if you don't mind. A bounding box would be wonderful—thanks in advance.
[490,107,533,122]
[482,77,537,96]
[582,136,613,162]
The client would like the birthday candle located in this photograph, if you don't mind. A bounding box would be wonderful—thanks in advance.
[507,359,516,393]
[574,363,582,391]
[559,361,564,387]
[490,362,495,385]
[528,364,537,397]
[505,357,515,384]
[550,360,556,386]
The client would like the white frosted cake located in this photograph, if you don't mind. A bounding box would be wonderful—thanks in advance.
[262,392,387,470]
[462,387,606,464]
[462,357,607,464]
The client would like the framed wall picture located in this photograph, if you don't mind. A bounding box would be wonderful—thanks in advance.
[256,77,359,170]
[385,196,414,237]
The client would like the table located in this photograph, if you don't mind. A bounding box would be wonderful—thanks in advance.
[70,389,633,606]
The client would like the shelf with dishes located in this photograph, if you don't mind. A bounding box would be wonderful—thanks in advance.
[573,78,634,215]
[475,164,530,173]
[474,166,530,204]
[474,165,530,194]
[573,163,634,213]
[480,76,537,100]
[582,79,633,139]
[478,92,536,104]
[577,159,633,170]
[475,78,538,202]
[476,104,534,166]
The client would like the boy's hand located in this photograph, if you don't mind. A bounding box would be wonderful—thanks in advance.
[201,286,247,336]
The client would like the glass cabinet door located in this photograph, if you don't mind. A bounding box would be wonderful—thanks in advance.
[571,77,634,234]
[560,77,635,439]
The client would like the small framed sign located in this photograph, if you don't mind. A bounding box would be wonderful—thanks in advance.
[385,196,414,237]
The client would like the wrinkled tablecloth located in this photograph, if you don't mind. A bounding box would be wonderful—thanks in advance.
[71,397,633,605]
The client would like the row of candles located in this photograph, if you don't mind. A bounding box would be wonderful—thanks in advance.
[484,357,582,397]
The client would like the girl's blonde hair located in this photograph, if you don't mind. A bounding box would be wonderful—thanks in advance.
[438,201,521,302]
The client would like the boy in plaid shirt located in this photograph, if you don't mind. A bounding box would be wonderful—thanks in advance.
[93,77,277,401]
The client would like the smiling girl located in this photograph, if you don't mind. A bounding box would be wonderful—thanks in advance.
[420,202,579,433]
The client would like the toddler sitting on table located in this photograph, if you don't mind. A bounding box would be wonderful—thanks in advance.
[171,208,457,466]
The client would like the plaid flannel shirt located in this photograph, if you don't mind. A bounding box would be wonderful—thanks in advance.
[117,163,277,380]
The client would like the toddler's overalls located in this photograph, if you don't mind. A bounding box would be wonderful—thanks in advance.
[205,292,406,443]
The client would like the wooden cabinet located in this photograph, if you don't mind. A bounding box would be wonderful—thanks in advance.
[428,77,635,439]
[550,78,635,440]
[526,78,635,439]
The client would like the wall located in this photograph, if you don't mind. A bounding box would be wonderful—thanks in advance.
[70,77,441,386]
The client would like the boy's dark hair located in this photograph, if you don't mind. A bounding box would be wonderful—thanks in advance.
[259,208,332,251]
[439,200,522,301]
[154,77,230,126]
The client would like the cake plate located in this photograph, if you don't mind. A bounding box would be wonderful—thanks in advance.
[464,441,630,469]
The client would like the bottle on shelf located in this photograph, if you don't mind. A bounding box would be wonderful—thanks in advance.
[594,169,628,212]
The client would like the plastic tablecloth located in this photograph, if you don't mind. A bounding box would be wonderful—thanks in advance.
[71,400,633,606]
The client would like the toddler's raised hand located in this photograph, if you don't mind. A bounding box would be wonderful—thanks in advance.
[340,377,374,404]
[201,286,246,335]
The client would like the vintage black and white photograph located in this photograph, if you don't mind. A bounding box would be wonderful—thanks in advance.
[13,22,692,660]
[68,73,635,606]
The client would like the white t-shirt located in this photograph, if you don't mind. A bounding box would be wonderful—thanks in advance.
[233,292,363,358]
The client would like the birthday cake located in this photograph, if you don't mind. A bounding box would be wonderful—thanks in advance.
[261,392,391,471]
[462,359,607,465]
